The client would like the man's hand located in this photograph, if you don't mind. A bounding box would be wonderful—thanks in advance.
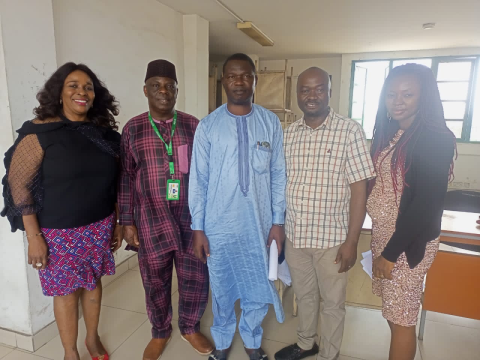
[193,230,210,264]
[373,255,395,280]
[334,241,358,273]
[111,225,124,252]
[123,225,140,248]
[267,225,286,255]
[28,236,48,270]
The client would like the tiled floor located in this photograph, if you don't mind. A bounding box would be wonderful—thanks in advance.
[1,254,480,359]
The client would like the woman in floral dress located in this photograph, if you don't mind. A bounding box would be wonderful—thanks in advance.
[367,64,456,360]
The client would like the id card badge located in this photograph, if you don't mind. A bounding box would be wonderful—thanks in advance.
[166,179,181,201]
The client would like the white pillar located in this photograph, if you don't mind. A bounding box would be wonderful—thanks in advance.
[0,0,58,351]
[183,14,209,120]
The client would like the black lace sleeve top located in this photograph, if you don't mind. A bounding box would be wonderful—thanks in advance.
[2,116,120,231]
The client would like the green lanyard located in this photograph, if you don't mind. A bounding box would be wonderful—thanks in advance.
[148,111,177,176]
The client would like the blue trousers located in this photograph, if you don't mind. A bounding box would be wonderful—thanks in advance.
[211,294,269,350]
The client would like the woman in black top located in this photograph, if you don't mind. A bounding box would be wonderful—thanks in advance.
[2,63,122,360]
[366,64,455,360]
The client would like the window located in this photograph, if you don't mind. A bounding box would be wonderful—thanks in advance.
[349,56,480,142]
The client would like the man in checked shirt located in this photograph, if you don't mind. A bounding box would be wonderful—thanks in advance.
[118,60,213,360]
[275,68,375,360]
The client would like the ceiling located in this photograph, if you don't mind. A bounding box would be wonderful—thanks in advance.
[158,0,480,59]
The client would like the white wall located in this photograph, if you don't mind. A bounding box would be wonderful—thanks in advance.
[339,48,480,190]
[0,13,30,338]
[52,0,187,126]
[183,14,209,120]
[259,56,342,119]
[0,0,58,335]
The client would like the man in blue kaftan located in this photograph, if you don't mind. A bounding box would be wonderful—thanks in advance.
[189,53,286,360]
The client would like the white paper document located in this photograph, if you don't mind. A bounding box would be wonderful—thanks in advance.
[268,240,278,281]
[361,250,373,279]
[278,259,292,286]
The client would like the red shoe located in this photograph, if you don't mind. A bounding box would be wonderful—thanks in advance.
[85,340,109,360]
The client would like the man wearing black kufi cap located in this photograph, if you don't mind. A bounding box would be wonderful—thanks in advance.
[117,59,213,359]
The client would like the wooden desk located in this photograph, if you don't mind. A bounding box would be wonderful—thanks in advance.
[362,211,480,340]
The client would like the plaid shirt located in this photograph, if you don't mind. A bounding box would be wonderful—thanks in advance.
[284,108,375,249]
[118,111,198,256]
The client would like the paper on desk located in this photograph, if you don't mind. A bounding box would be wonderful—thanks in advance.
[268,240,278,281]
[361,250,373,279]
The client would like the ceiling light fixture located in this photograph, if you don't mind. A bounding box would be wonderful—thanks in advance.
[237,22,274,46]
[215,0,274,46]
[423,23,436,30]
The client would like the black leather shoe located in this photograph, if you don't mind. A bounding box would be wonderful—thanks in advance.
[274,343,319,360]
[245,347,268,360]
[209,348,229,360]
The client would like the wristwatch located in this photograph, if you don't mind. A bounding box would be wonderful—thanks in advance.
[273,223,284,227]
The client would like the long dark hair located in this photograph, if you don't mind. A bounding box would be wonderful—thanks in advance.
[34,62,119,130]
[368,63,456,196]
